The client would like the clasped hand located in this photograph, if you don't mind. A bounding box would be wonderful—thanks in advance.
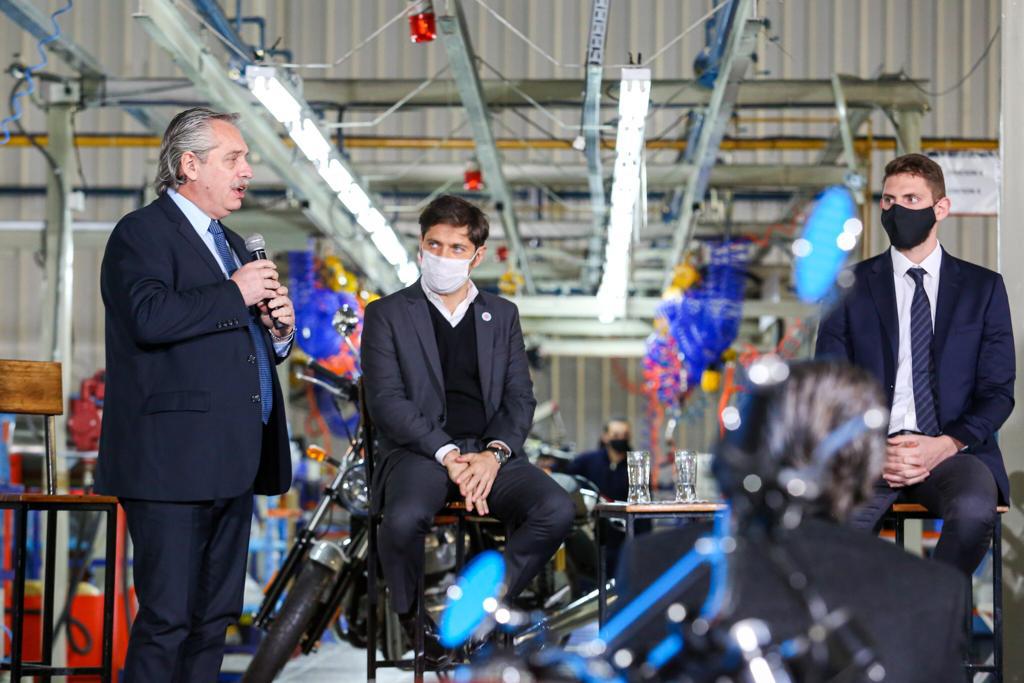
[443,451,499,515]
[883,434,958,488]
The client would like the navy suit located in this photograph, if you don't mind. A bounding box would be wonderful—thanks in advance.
[362,283,574,613]
[816,248,1014,572]
[97,192,292,681]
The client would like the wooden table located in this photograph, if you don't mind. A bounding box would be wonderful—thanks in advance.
[594,501,728,626]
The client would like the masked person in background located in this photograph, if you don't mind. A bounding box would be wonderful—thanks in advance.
[816,153,1015,575]
[567,417,632,501]
[567,417,648,575]
[361,195,574,664]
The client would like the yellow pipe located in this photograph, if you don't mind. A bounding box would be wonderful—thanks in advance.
[1,133,998,152]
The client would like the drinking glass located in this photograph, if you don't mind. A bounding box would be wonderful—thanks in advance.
[626,450,652,504]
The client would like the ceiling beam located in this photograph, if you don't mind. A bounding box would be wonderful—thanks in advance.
[511,295,816,320]
[100,76,933,112]
[437,0,535,293]
[133,0,402,292]
[663,0,761,288]
[362,162,849,191]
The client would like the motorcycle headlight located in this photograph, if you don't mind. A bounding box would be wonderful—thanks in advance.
[339,463,369,516]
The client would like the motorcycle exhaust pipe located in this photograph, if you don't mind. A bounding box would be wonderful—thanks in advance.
[513,581,616,647]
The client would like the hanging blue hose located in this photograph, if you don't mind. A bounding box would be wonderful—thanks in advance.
[0,0,74,145]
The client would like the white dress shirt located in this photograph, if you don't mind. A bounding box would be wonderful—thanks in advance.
[167,188,293,355]
[421,278,509,465]
[888,243,942,434]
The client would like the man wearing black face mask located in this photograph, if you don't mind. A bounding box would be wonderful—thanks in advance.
[816,153,1015,576]
[567,417,632,501]
[567,417,648,574]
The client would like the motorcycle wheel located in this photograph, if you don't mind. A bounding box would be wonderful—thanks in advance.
[243,559,336,682]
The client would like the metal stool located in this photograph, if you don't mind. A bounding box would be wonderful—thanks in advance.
[885,502,1008,681]
[0,360,120,682]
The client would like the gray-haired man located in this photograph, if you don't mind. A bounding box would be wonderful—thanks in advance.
[96,107,295,681]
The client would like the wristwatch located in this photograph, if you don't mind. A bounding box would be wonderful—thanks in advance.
[487,444,512,466]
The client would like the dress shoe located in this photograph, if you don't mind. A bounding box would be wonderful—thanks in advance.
[399,612,452,669]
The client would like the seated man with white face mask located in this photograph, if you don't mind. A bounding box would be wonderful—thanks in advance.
[361,194,575,663]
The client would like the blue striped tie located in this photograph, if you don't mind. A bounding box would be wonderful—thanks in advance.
[208,220,273,424]
[907,267,939,435]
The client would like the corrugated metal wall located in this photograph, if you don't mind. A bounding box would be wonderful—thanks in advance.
[0,0,1003,453]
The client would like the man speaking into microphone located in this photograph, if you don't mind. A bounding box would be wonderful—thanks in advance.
[96,107,295,682]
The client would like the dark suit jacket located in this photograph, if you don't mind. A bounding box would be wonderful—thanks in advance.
[566,448,628,502]
[815,249,1014,502]
[615,520,969,683]
[95,193,292,501]
[361,282,536,512]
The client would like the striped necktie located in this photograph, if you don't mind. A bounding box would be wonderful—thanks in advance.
[907,267,939,436]
[208,220,273,424]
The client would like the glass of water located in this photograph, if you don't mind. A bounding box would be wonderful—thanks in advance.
[674,450,699,503]
[626,450,652,504]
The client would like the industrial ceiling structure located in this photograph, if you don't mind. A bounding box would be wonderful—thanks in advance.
[0,0,997,358]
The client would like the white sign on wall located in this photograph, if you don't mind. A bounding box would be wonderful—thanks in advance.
[927,152,1000,216]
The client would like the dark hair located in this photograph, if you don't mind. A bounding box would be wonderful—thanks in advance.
[883,153,946,201]
[418,195,490,247]
[603,416,630,433]
[759,361,888,521]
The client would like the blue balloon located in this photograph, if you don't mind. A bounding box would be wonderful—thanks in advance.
[795,185,858,302]
[439,550,506,648]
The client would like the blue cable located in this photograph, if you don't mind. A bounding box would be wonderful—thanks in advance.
[0,0,74,145]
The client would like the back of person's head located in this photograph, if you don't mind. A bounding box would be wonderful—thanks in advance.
[759,361,888,521]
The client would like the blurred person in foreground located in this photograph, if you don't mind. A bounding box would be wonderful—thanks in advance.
[614,362,968,683]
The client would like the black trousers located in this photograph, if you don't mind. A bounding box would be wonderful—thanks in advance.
[849,454,997,575]
[121,492,253,683]
[378,452,575,614]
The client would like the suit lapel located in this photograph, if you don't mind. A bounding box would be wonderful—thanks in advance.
[474,294,494,413]
[933,250,962,362]
[406,289,445,394]
[866,252,899,373]
[158,193,226,281]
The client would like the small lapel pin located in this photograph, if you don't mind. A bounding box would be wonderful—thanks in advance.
[482,311,492,322]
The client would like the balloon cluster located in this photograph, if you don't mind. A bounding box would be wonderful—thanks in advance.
[641,324,684,407]
[658,240,749,389]
[289,251,377,437]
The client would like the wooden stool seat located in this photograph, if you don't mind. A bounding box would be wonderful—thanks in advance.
[0,493,118,505]
[890,503,1009,515]
[0,359,119,682]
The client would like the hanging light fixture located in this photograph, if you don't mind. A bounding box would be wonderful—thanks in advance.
[246,65,418,285]
[408,1,437,43]
[595,67,651,323]
[463,157,483,191]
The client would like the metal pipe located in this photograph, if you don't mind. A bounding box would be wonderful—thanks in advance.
[1,133,1000,151]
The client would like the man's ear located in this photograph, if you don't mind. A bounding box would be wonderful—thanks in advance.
[933,195,952,222]
[470,244,487,270]
[179,151,200,182]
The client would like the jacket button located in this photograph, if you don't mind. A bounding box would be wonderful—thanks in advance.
[248,354,256,364]
[251,393,260,403]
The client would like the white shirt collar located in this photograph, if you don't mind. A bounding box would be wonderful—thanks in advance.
[166,187,217,237]
[890,242,943,279]
[421,279,479,327]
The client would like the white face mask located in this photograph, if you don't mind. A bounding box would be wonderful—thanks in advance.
[419,248,479,294]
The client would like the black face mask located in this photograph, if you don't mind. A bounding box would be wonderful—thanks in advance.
[880,204,936,250]
[608,438,631,453]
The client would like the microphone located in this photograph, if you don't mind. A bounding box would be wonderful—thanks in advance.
[244,233,287,330]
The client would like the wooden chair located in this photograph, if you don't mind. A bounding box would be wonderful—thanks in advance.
[885,502,1009,682]
[0,360,119,682]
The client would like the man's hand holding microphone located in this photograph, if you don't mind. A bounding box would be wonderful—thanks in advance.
[229,234,295,338]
